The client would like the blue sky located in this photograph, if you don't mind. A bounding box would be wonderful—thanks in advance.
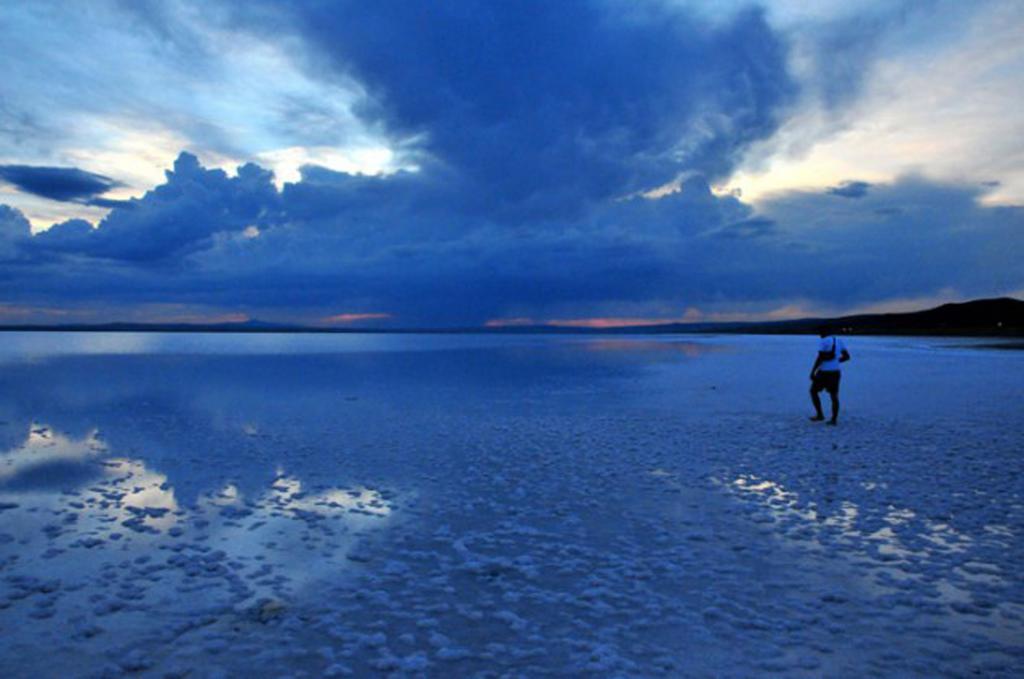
[1,0,1022,326]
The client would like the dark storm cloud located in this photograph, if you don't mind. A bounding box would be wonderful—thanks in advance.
[786,1,973,111]
[0,164,122,204]
[739,177,1024,306]
[2,3,806,322]
[9,150,1022,326]
[247,0,798,221]
[2,3,1021,325]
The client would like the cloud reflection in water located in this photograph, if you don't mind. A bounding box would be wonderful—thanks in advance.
[0,422,397,645]
[725,473,993,607]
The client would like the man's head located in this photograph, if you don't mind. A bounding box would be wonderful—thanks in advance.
[817,324,832,338]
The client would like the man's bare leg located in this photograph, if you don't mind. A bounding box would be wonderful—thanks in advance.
[810,388,825,421]
[827,391,839,425]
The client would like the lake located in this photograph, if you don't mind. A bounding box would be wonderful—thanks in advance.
[1,332,1021,676]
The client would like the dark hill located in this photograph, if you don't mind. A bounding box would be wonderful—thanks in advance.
[707,297,1024,336]
[1,297,1021,336]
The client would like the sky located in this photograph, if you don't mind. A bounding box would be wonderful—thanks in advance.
[1,0,1022,327]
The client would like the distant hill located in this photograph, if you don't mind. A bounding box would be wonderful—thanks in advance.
[621,297,1023,336]
[1,297,1021,336]
[475,297,1023,336]
[724,297,1024,336]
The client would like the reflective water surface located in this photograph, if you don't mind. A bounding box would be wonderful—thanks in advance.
[0,332,1021,676]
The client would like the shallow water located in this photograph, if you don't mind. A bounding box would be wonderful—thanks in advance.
[1,332,1022,677]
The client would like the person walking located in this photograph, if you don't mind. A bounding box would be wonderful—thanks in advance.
[809,326,850,425]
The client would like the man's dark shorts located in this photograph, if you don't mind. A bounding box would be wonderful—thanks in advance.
[812,370,841,394]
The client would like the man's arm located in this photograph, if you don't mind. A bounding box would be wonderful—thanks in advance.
[838,338,851,363]
[810,352,825,379]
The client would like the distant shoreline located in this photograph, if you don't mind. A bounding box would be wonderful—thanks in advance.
[952,341,1024,350]
[1,296,1020,338]
[0,326,1019,339]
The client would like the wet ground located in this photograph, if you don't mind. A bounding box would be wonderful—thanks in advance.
[0,333,1021,677]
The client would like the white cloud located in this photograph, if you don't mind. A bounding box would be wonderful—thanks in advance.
[0,0,401,226]
[256,146,404,189]
[726,1,1024,204]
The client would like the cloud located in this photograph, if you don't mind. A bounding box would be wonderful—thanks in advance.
[740,175,1024,305]
[726,1,1024,205]
[6,151,1021,327]
[827,180,871,198]
[0,204,31,239]
[86,197,134,209]
[0,204,31,259]
[714,217,779,239]
[0,165,122,204]
[27,153,279,262]
[249,1,797,221]
[28,218,95,251]
[0,0,383,221]
[1,3,1022,326]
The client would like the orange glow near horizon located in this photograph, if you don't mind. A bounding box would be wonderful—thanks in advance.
[485,316,682,328]
[484,304,824,329]
[484,317,536,328]
[322,312,392,325]
[0,304,70,319]
[547,317,677,329]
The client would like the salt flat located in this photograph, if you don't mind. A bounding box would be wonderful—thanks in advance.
[0,332,1021,677]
